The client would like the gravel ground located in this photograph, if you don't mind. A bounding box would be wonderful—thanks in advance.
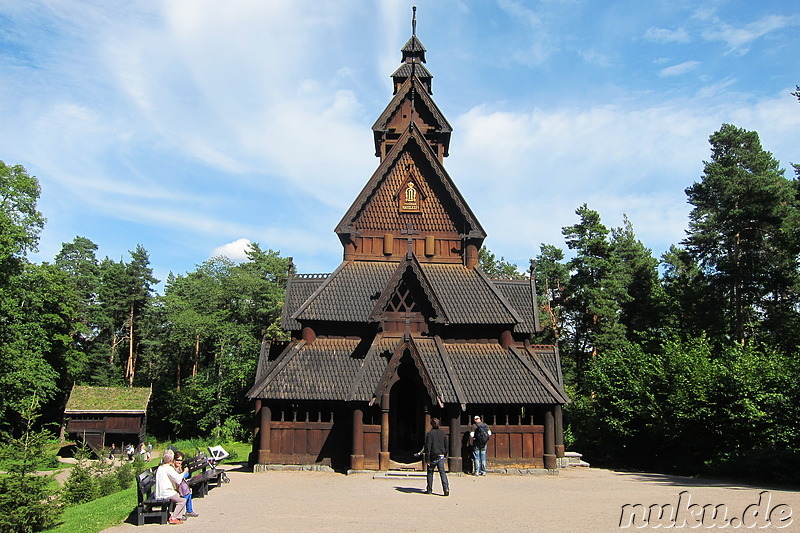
[103,465,800,532]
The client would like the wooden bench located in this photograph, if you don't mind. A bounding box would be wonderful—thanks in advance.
[135,469,174,526]
[185,452,227,497]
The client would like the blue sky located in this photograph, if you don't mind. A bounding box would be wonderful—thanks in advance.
[1,0,798,285]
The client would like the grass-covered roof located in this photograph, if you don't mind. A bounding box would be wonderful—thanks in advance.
[65,385,151,413]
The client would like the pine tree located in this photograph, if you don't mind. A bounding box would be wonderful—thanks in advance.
[562,204,629,388]
[683,124,796,345]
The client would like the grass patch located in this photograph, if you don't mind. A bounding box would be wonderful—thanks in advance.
[47,485,136,533]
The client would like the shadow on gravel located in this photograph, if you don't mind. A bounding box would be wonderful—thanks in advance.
[614,471,797,491]
[394,486,429,495]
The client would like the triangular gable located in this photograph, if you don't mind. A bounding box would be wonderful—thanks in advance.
[370,336,443,408]
[336,123,485,240]
[373,77,452,136]
[368,251,448,324]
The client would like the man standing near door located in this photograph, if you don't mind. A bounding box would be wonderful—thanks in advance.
[471,415,492,475]
[424,418,449,496]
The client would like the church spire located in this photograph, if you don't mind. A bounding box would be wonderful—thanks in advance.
[391,7,432,95]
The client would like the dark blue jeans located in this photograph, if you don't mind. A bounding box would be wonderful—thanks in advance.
[426,456,449,494]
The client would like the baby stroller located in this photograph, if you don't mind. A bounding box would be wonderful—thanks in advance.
[195,445,231,484]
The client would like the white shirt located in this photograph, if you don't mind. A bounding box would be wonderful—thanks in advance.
[154,463,183,499]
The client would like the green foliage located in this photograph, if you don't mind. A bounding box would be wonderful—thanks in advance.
[683,124,797,344]
[0,397,62,533]
[149,245,289,439]
[569,336,800,481]
[62,444,143,506]
[561,204,630,389]
[478,246,525,279]
[0,160,45,268]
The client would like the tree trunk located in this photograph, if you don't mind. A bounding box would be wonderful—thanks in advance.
[192,333,200,377]
[126,302,136,386]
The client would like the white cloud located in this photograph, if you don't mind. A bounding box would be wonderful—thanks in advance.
[446,91,800,267]
[659,60,701,77]
[701,14,800,54]
[211,238,252,262]
[579,49,613,68]
[644,27,690,44]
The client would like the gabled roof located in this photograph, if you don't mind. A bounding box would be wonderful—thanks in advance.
[281,273,328,330]
[248,334,568,406]
[291,261,396,323]
[391,62,433,81]
[526,344,566,390]
[368,251,448,323]
[372,335,443,407]
[336,123,485,240]
[372,77,452,134]
[420,263,522,325]
[65,386,151,414]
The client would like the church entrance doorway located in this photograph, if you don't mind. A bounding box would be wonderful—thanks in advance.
[388,352,427,464]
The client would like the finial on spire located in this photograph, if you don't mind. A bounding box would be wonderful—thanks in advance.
[412,6,417,37]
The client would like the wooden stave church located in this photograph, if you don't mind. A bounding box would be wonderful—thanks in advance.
[247,26,568,473]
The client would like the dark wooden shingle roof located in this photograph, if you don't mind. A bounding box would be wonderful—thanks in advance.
[292,262,396,323]
[421,264,521,325]
[248,335,567,405]
[493,279,538,333]
[281,274,328,330]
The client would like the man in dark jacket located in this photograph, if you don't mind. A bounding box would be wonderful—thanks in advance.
[424,418,449,496]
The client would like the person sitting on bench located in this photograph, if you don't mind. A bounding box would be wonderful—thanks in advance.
[154,449,186,524]
[173,451,199,517]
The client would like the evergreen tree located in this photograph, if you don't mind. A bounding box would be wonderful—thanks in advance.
[532,243,569,343]
[609,216,664,346]
[683,124,796,345]
[0,396,62,533]
[562,204,629,388]
[54,236,101,382]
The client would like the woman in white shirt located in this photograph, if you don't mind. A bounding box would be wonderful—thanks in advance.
[154,449,186,524]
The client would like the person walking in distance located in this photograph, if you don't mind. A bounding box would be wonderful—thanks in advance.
[424,418,450,496]
[471,415,492,475]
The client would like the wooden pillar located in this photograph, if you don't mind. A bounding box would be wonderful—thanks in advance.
[379,393,390,471]
[251,399,261,465]
[258,402,271,464]
[448,405,462,473]
[344,240,355,261]
[554,404,565,459]
[424,235,435,257]
[543,406,556,469]
[465,243,479,269]
[499,329,513,350]
[351,405,364,471]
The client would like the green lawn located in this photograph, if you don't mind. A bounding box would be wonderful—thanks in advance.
[47,486,137,533]
[45,441,250,532]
